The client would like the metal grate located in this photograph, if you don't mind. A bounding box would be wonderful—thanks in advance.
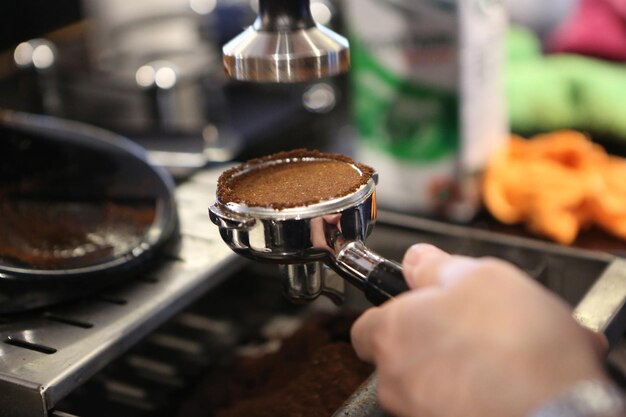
[51,212,626,417]
[2,168,626,417]
[0,169,242,417]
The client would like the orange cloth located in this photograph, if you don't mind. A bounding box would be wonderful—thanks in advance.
[483,131,626,244]
[549,0,626,61]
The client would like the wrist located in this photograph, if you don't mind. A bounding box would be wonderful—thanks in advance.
[529,380,626,417]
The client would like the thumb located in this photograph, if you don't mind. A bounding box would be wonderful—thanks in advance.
[402,244,451,289]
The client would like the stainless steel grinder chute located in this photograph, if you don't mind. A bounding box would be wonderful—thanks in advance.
[209,155,408,306]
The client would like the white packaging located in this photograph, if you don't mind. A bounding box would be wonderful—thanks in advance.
[344,0,508,220]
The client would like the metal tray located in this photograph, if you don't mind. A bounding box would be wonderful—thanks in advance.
[3,167,625,417]
[51,207,626,417]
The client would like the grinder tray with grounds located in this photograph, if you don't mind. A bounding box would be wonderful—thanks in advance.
[2,168,626,417]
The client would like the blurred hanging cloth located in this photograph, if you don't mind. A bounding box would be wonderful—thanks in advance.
[548,0,626,61]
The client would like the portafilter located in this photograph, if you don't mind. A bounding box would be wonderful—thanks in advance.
[209,150,408,306]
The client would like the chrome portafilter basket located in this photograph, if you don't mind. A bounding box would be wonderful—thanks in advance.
[209,156,408,306]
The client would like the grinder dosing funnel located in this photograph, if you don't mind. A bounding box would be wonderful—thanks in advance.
[209,150,408,306]
[222,0,350,83]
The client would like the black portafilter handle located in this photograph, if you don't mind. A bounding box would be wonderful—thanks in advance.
[334,241,409,306]
[364,258,409,306]
[256,0,316,31]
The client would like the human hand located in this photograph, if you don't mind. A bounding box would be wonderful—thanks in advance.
[351,244,608,417]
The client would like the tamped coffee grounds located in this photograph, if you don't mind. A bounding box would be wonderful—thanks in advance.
[217,149,375,209]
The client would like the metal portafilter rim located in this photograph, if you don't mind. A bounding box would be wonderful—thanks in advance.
[209,151,407,307]
[218,158,377,220]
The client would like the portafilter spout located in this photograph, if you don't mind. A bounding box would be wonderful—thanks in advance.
[208,151,408,306]
[222,0,350,83]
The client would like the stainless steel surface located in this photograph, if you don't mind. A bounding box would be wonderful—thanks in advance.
[279,262,347,305]
[574,258,626,347]
[332,375,386,417]
[3,167,626,416]
[0,169,241,417]
[208,163,376,268]
[51,260,349,417]
[208,155,406,304]
[209,187,379,297]
[335,241,387,283]
[280,262,324,302]
[223,25,350,83]
[222,0,350,83]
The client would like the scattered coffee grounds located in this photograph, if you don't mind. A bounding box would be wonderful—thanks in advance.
[177,314,373,417]
[0,198,156,270]
[217,149,375,209]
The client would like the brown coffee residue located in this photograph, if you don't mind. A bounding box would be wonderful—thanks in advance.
[217,149,375,209]
[0,198,156,269]
[177,315,373,417]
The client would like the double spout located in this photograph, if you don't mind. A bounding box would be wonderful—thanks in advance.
[279,214,407,305]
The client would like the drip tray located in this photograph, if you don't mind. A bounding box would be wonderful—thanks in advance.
[55,211,626,417]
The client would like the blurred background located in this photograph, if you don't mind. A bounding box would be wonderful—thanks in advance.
[2,2,626,417]
[0,0,625,237]
[0,0,353,177]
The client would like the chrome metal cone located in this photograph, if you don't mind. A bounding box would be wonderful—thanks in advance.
[222,23,350,83]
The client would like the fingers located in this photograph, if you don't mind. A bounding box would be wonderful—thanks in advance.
[351,288,441,364]
[402,244,451,289]
[353,244,448,363]
[402,243,484,289]
[585,328,609,357]
[403,244,509,291]
[351,306,384,363]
